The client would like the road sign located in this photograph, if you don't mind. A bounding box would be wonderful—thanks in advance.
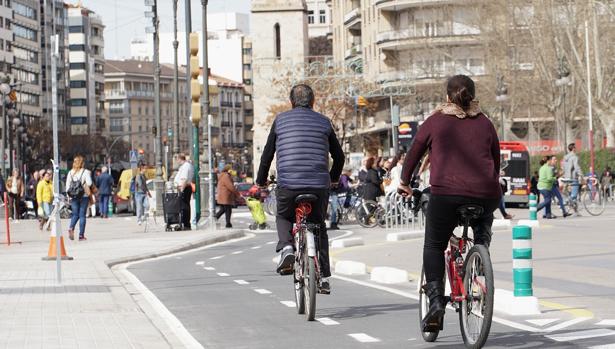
[129,150,138,169]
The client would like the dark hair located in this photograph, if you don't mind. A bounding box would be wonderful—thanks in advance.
[365,157,375,169]
[568,143,576,152]
[540,155,556,165]
[290,84,315,108]
[447,75,475,109]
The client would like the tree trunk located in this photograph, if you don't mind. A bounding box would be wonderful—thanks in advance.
[605,119,615,148]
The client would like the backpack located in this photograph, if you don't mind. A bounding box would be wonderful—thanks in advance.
[129,177,136,194]
[67,170,85,199]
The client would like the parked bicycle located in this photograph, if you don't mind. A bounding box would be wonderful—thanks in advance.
[292,194,324,321]
[419,204,494,349]
[559,176,605,216]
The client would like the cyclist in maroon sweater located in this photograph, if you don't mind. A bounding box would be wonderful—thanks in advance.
[398,75,501,332]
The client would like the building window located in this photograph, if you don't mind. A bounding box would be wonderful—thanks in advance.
[243,63,251,71]
[274,23,281,59]
[69,63,86,70]
[242,47,251,55]
[320,10,326,24]
[69,99,87,106]
[68,44,85,51]
[70,80,86,88]
[13,2,36,20]
[68,26,83,33]
[308,10,314,24]
[70,117,87,125]
[13,46,38,63]
[13,24,37,41]
[243,79,252,85]
[12,68,38,84]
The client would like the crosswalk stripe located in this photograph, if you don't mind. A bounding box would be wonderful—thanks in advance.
[597,320,615,326]
[546,329,615,342]
[316,318,339,326]
[210,255,224,260]
[203,267,215,271]
[280,301,296,307]
[231,251,244,255]
[588,344,615,349]
[526,318,559,327]
[217,273,230,277]
[348,333,380,343]
[254,289,272,295]
[195,261,205,266]
[233,280,249,285]
[251,245,262,249]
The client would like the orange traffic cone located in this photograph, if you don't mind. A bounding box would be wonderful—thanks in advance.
[42,236,73,261]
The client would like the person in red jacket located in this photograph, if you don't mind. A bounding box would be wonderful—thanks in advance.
[398,75,501,333]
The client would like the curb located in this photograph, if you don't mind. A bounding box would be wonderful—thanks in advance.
[331,237,364,249]
[106,229,247,268]
[370,266,410,284]
[334,260,367,275]
[492,219,512,228]
[494,289,541,316]
[517,219,540,228]
[386,230,423,241]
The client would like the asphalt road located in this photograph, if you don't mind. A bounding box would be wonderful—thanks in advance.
[127,227,614,348]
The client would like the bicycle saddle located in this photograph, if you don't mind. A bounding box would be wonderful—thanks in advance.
[295,194,318,204]
[456,204,484,221]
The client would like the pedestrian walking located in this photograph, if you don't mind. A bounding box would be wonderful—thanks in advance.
[536,155,557,219]
[66,155,93,240]
[550,159,571,218]
[0,173,5,206]
[134,164,151,225]
[6,169,25,220]
[498,171,513,219]
[600,166,613,198]
[362,157,383,201]
[563,143,583,202]
[174,154,194,230]
[397,74,501,332]
[530,170,540,204]
[96,166,114,218]
[27,170,40,218]
[36,170,54,230]
[215,164,239,228]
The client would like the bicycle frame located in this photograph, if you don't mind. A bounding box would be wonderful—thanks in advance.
[293,202,320,270]
[445,224,486,305]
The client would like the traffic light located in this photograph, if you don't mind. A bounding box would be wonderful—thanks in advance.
[356,96,368,107]
[189,32,201,124]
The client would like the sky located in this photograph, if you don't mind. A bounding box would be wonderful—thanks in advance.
[79,0,251,60]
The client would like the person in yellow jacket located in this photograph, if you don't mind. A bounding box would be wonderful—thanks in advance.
[36,170,54,230]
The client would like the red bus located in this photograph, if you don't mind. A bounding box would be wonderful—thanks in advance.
[500,142,530,206]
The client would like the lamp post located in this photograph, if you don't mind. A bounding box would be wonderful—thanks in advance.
[172,0,180,160]
[201,0,214,224]
[555,56,572,149]
[0,79,10,177]
[495,74,509,141]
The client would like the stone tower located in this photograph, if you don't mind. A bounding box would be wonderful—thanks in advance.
[251,0,308,175]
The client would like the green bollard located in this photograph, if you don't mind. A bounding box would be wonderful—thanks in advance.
[528,193,537,220]
[512,225,533,296]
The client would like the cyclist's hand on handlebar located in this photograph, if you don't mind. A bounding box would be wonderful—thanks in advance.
[397,184,412,197]
[330,182,339,189]
[256,182,268,190]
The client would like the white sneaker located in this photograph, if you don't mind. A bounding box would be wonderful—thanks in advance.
[137,220,142,225]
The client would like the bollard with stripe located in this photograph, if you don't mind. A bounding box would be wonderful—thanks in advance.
[528,193,537,220]
[512,225,533,296]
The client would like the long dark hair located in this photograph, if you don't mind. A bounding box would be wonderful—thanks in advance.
[447,75,475,109]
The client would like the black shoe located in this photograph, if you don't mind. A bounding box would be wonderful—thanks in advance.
[276,247,295,275]
[421,281,446,332]
[545,214,557,219]
[225,224,233,228]
[563,212,572,218]
[329,224,339,230]
[319,278,331,294]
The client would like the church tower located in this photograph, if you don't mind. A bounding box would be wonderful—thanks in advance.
[251,0,308,175]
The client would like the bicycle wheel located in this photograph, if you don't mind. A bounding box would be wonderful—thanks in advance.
[418,267,440,342]
[303,252,317,321]
[582,185,605,216]
[354,200,379,228]
[294,256,305,314]
[460,245,494,349]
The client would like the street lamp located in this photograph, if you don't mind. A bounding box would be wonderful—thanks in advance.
[0,78,10,176]
[495,74,509,141]
[555,56,572,148]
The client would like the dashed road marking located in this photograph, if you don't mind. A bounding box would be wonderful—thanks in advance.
[203,267,215,271]
[231,251,244,255]
[251,245,262,249]
[316,318,339,326]
[210,255,224,260]
[280,301,296,307]
[195,261,205,266]
[348,333,380,343]
[233,280,249,285]
[589,343,615,349]
[254,289,272,295]
[546,329,615,342]
[217,273,230,277]
[175,257,182,259]
[597,320,615,326]
[266,241,276,245]
[526,318,559,327]
[544,317,591,332]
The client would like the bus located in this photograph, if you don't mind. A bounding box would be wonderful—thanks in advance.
[500,142,530,206]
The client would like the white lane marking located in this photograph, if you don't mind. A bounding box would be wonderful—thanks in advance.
[408,338,416,341]
[233,280,249,285]
[316,318,339,326]
[266,241,276,245]
[210,255,224,260]
[597,320,615,326]
[217,273,230,277]
[348,333,380,343]
[195,261,205,266]
[328,230,354,241]
[251,245,262,250]
[231,251,244,255]
[589,344,615,349]
[203,267,215,271]
[280,301,296,307]
[254,289,272,295]
[332,274,543,333]
[110,236,258,349]
[546,329,615,342]
[544,317,591,332]
[526,319,559,327]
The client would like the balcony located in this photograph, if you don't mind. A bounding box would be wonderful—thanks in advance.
[343,8,361,30]
[345,45,362,60]
[375,0,455,12]
[105,90,127,99]
[234,102,242,108]
[377,64,486,85]
[221,120,231,127]
[220,101,233,107]
[376,28,480,51]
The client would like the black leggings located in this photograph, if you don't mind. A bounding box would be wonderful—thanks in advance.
[424,195,499,283]
[215,204,233,225]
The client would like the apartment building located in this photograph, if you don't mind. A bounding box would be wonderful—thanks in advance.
[11,0,43,120]
[241,37,253,175]
[104,59,191,165]
[0,0,12,65]
[66,3,105,135]
[307,0,332,38]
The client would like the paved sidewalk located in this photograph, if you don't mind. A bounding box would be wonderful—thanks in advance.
[0,214,242,349]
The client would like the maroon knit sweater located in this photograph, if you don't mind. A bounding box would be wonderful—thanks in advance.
[401,110,502,199]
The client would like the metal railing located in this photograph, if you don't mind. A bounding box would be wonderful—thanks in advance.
[381,191,425,231]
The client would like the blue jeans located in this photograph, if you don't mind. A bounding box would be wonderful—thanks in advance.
[329,193,340,225]
[42,202,53,218]
[551,184,567,213]
[70,196,89,237]
[498,196,508,216]
[100,194,111,217]
[135,192,148,221]
[536,189,553,217]
[570,179,580,201]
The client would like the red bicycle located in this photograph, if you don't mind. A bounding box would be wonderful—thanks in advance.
[418,204,494,349]
[292,194,323,321]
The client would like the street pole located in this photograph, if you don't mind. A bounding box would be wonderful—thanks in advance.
[152,0,164,214]
[201,0,213,223]
[1,91,5,177]
[172,0,180,160]
[51,34,62,283]
[185,0,192,151]
[390,96,399,155]
[584,20,595,175]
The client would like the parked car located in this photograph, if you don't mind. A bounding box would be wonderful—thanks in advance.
[234,182,254,206]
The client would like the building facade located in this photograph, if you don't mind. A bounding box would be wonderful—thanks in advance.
[307,0,332,38]
[104,60,191,165]
[0,0,13,65]
[66,3,105,135]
